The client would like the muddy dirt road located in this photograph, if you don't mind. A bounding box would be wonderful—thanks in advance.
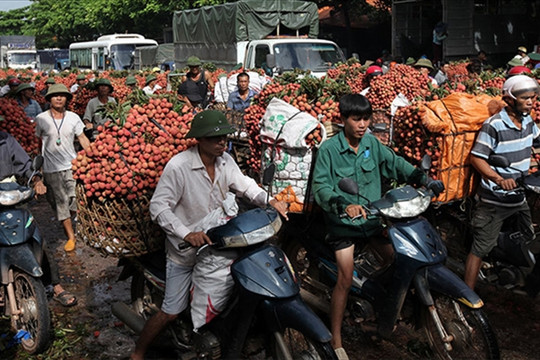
[2,197,540,359]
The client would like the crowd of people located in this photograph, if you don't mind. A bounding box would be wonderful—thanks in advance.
[1,47,540,359]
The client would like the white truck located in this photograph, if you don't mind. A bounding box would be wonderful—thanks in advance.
[0,35,38,70]
[172,0,345,77]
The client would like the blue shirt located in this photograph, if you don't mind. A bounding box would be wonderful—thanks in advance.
[18,98,42,121]
[471,108,540,205]
[227,89,256,111]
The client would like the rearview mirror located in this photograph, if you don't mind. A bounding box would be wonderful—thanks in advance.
[32,155,44,171]
[266,54,276,69]
[262,163,275,186]
[338,178,359,195]
[488,154,510,168]
[420,155,431,172]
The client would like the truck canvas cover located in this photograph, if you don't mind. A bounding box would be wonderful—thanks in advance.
[134,44,174,69]
[173,0,319,68]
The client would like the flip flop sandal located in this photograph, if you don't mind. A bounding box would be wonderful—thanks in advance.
[53,290,78,307]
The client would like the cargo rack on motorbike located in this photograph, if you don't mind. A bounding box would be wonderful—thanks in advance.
[76,184,165,257]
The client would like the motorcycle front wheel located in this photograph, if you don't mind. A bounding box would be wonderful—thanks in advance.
[422,294,499,360]
[272,328,337,360]
[11,272,51,354]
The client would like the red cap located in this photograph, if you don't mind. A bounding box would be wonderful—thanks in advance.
[8,78,21,86]
[366,65,383,76]
[508,66,531,75]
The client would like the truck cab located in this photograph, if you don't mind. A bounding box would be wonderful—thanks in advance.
[6,49,38,70]
[242,38,345,78]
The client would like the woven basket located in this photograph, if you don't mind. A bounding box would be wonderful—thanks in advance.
[76,184,164,257]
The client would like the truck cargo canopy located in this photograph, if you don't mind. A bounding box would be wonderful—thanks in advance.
[173,0,319,45]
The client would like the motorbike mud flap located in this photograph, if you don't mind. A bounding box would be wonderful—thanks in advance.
[259,295,332,343]
[231,245,299,298]
[0,244,43,284]
[427,264,483,308]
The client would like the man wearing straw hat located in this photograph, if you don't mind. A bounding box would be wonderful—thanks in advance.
[35,84,90,252]
[83,78,116,141]
[15,83,42,121]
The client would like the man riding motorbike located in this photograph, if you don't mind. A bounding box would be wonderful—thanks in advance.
[311,94,443,359]
[130,110,288,360]
[464,75,540,293]
[0,130,77,306]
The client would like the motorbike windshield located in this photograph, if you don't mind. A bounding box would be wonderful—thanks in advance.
[273,42,344,72]
[9,53,36,65]
[110,44,135,70]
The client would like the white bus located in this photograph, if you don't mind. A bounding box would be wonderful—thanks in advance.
[69,34,158,71]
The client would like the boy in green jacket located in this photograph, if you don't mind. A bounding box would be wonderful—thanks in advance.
[312,94,443,359]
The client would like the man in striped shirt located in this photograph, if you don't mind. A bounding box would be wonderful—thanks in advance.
[464,75,540,290]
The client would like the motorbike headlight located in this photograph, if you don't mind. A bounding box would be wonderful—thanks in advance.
[0,188,32,206]
[379,192,431,218]
[222,215,282,247]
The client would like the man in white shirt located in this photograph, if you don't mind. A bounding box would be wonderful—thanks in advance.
[83,78,116,141]
[130,110,288,360]
[35,84,90,252]
[142,74,162,96]
[70,73,87,93]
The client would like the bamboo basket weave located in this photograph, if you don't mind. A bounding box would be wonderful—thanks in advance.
[76,184,164,257]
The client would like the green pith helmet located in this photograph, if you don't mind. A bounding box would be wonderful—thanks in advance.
[507,57,524,67]
[15,83,35,94]
[45,77,56,84]
[76,73,86,81]
[95,78,114,93]
[186,56,202,67]
[145,74,157,85]
[414,58,434,70]
[125,75,137,85]
[45,83,73,101]
[405,57,416,65]
[185,110,236,139]
[528,52,540,62]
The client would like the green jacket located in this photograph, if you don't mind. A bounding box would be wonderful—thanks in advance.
[312,131,422,238]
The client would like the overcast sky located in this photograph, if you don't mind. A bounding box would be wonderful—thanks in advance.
[0,0,32,11]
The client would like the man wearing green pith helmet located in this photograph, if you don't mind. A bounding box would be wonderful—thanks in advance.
[130,110,288,360]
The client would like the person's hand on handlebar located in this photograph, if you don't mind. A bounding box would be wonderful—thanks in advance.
[33,179,47,196]
[426,178,445,196]
[345,204,367,220]
[184,232,212,247]
[495,177,517,191]
[269,199,289,221]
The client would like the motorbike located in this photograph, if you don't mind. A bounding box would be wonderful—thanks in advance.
[431,154,540,291]
[0,155,51,354]
[281,174,500,360]
[112,206,337,360]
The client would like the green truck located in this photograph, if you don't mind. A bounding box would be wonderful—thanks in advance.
[172,0,345,77]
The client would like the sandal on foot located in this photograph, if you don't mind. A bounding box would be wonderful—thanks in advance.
[334,347,349,360]
[53,290,78,307]
[64,239,76,252]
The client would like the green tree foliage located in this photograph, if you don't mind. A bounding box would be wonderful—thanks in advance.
[0,0,387,49]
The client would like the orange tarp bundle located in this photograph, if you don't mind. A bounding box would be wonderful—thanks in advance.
[420,93,501,203]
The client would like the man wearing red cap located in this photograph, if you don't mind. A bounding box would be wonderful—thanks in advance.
[508,66,531,77]
[360,65,383,95]
[0,77,22,97]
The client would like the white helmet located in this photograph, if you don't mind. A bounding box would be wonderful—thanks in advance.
[502,75,540,99]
